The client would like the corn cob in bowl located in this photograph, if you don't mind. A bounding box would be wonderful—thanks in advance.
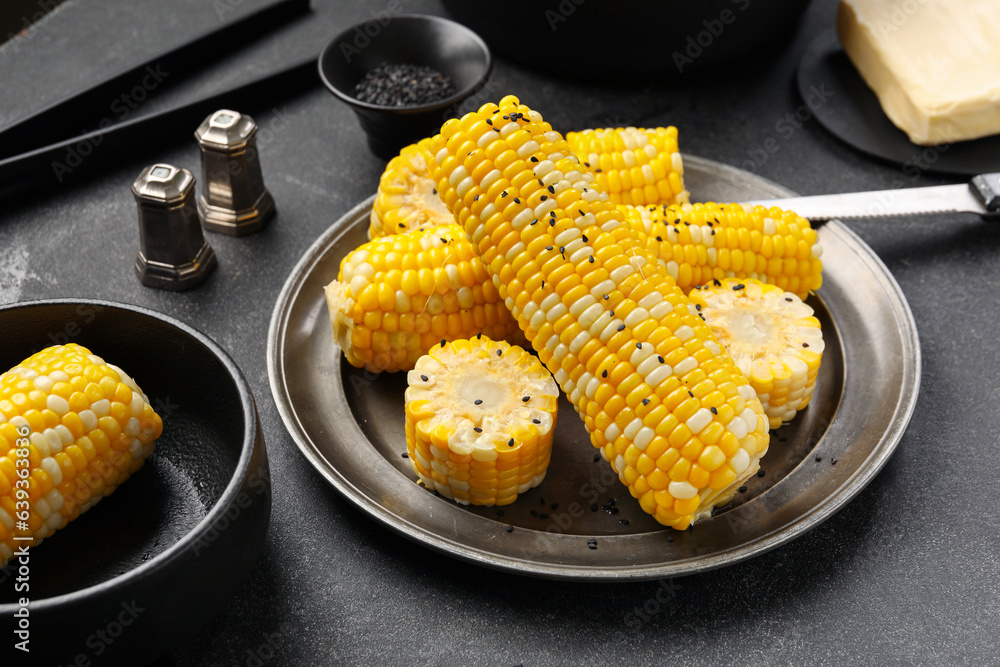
[690,278,824,429]
[0,344,163,566]
[425,96,770,530]
[405,336,558,506]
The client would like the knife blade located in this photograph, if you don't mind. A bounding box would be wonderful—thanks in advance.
[745,173,1000,222]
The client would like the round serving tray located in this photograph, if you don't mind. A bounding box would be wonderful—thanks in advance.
[267,155,920,580]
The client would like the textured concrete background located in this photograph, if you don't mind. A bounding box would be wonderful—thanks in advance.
[2,0,999,664]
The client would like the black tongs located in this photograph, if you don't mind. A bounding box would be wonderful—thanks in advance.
[0,0,315,200]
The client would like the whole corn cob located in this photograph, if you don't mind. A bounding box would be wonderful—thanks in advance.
[405,336,558,505]
[426,96,769,530]
[624,202,823,300]
[690,278,825,429]
[567,126,689,207]
[369,137,455,239]
[326,223,522,373]
[0,344,163,566]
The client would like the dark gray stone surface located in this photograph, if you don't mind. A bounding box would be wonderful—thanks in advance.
[2,0,999,665]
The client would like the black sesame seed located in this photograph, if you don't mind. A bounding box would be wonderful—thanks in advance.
[582,235,588,242]
[496,509,504,518]
[551,503,559,510]
[738,485,747,493]
[602,369,608,378]
[608,498,616,506]
[642,398,650,406]
[531,219,538,225]
[474,427,482,433]
[541,195,548,201]
[591,503,599,511]
[603,294,609,300]
[695,304,701,311]
[501,191,508,198]
[514,198,520,204]
[506,525,514,533]
[398,223,405,228]
[636,342,642,349]
[610,507,619,515]
[530,510,538,517]
[617,325,626,332]
[474,399,483,405]
[496,349,502,356]
[402,452,409,458]
[713,279,721,286]
[532,418,541,424]
[420,375,428,382]
[831,458,838,465]
[656,236,662,242]
[757,470,766,478]
[440,238,448,244]
[593,454,601,463]
[785,297,793,302]
[440,339,446,347]
[522,396,531,402]
[803,343,809,348]
[658,356,665,363]
[508,438,514,447]
[815,456,822,462]
[548,185,555,193]
[733,284,745,290]
[546,246,553,251]
[589,256,595,263]
[710,407,717,414]
[667,535,674,543]
[550,219,556,227]
[539,513,549,520]
[474,195,480,201]
[530,156,538,162]
[559,246,565,254]
[477,332,482,339]
[619,519,630,526]
[486,118,492,125]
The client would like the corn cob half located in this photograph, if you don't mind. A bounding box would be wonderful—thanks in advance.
[326,223,522,373]
[369,137,456,239]
[624,202,823,300]
[690,278,824,429]
[405,336,558,505]
[427,96,769,530]
[567,126,689,207]
[0,344,163,566]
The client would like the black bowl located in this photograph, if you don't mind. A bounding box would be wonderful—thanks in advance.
[443,0,811,82]
[0,299,269,666]
[319,14,492,159]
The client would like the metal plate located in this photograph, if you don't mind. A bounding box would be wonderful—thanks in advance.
[267,155,920,580]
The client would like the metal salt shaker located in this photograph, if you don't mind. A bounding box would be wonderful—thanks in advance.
[194,109,275,235]
[133,164,217,291]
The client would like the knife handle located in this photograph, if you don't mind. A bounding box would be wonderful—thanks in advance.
[971,173,1000,213]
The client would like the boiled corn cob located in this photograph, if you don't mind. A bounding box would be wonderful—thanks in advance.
[426,96,769,530]
[0,344,163,566]
[369,137,456,239]
[690,278,824,429]
[567,126,689,207]
[624,202,823,300]
[405,336,558,505]
[326,223,522,373]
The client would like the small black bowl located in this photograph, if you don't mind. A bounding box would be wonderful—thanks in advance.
[0,299,269,666]
[319,14,492,160]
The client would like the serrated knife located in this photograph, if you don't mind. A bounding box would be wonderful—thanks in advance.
[745,173,1000,223]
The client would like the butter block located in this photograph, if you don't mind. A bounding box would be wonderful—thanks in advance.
[838,0,1000,145]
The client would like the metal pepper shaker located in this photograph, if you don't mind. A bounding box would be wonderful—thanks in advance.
[194,109,275,235]
[133,164,217,291]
